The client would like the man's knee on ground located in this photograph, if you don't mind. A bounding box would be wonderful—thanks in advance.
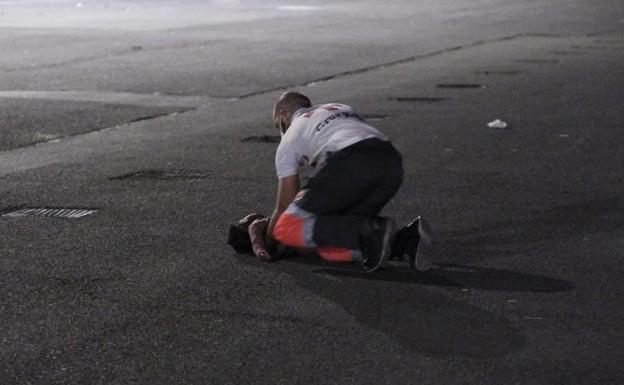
[273,213,305,248]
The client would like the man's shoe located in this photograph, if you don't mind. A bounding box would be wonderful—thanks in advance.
[361,217,396,272]
[389,218,420,262]
[389,216,433,271]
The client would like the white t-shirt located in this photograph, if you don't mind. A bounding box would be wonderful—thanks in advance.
[275,103,388,179]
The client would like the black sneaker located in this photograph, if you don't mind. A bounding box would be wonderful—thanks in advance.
[389,219,420,262]
[389,216,433,271]
[361,217,396,272]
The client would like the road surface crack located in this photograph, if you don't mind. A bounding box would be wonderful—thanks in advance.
[233,32,563,99]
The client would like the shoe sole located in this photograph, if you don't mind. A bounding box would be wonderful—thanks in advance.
[364,217,396,273]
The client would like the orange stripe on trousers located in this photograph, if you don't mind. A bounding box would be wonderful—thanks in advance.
[273,213,305,247]
[318,247,353,262]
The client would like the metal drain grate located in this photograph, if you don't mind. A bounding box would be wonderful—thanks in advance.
[436,84,485,89]
[2,208,98,218]
[390,97,447,103]
[111,169,211,180]
[241,135,281,143]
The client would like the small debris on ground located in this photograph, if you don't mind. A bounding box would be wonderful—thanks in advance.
[487,119,509,129]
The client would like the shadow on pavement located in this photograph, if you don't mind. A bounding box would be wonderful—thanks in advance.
[237,255,528,358]
[294,262,526,358]
[313,263,575,293]
[231,197,612,358]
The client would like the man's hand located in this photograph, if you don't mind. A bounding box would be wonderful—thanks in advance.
[249,218,272,261]
[267,175,300,243]
[238,213,265,229]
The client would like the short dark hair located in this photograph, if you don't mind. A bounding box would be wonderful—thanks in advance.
[275,91,311,114]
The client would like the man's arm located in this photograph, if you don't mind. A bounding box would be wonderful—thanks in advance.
[267,174,300,244]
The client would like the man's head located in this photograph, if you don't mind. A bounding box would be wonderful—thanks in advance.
[272,91,311,134]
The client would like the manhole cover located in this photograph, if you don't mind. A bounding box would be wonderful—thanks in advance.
[241,135,281,143]
[475,70,522,76]
[390,97,447,103]
[110,169,211,180]
[436,84,485,89]
[2,208,98,218]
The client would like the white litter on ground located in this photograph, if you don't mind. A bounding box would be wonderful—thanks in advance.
[487,119,509,129]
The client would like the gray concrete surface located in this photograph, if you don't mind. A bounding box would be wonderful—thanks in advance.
[0,0,623,384]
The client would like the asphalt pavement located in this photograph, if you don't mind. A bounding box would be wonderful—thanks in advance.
[0,1,623,384]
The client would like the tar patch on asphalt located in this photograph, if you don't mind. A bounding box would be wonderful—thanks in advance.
[475,70,522,76]
[514,59,560,64]
[241,135,281,143]
[436,84,485,89]
[594,39,624,45]
[110,169,211,180]
[549,50,586,56]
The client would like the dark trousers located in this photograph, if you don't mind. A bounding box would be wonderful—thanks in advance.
[274,138,403,258]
